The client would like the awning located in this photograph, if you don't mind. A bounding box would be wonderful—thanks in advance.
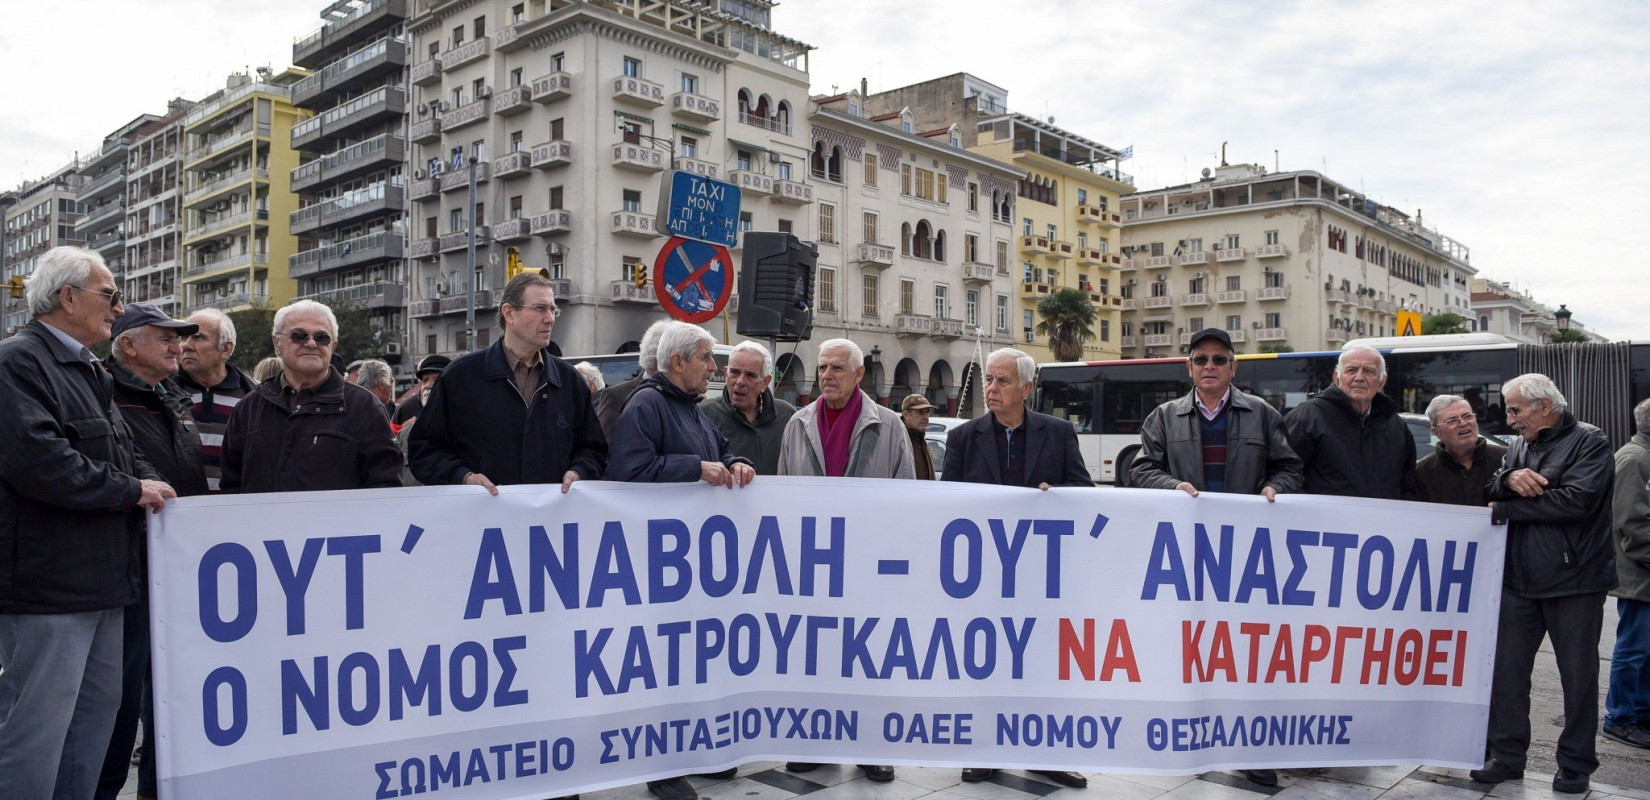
[672,122,712,136]
[727,138,770,154]
[613,110,653,124]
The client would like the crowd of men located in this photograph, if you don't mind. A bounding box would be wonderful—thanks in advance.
[1,246,1646,799]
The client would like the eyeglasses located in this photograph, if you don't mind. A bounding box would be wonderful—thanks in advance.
[74,285,123,307]
[1438,412,1477,427]
[1505,401,1541,419]
[514,303,560,318]
[1190,354,1233,366]
[278,329,334,347]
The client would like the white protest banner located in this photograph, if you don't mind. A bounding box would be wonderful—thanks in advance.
[149,478,1502,800]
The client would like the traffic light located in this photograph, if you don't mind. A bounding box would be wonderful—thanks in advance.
[505,247,522,280]
[5,275,23,300]
[631,261,648,289]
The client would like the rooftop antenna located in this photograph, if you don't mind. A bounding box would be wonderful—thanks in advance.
[1274,150,1279,172]
[1220,141,1228,166]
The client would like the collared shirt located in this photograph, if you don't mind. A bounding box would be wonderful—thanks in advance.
[279,372,322,408]
[507,347,544,405]
[991,413,1026,486]
[37,319,92,362]
[1194,387,1232,422]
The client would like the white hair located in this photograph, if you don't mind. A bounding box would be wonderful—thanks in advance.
[817,338,863,368]
[730,340,774,378]
[1335,344,1386,379]
[272,299,339,340]
[26,246,102,316]
[638,318,673,372]
[353,359,394,389]
[658,322,713,375]
[1424,394,1469,426]
[574,361,605,393]
[988,347,1036,385]
[188,307,237,347]
[1503,372,1568,413]
[1635,398,1650,436]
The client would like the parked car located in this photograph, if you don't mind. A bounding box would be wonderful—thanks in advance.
[926,416,968,435]
[925,432,949,480]
[1400,413,1437,458]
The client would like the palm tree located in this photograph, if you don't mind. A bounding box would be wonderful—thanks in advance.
[1035,287,1097,362]
[1421,313,1470,336]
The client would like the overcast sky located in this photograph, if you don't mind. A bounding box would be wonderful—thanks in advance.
[4,0,1645,339]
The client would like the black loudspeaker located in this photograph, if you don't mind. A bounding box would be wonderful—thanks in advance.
[737,232,816,341]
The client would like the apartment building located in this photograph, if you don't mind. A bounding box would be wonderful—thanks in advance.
[404,0,813,359]
[1,164,85,336]
[863,73,1133,363]
[180,70,310,316]
[76,115,158,287]
[123,99,195,316]
[290,0,412,358]
[798,94,1024,413]
[1119,163,1477,356]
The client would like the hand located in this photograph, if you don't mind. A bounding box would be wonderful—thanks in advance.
[730,463,756,488]
[464,472,499,496]
[1504,468,1548,498]
[1261,486,1278,503]
[137,479,176,512]
[1037,482,1053,491]
[561,470,581,494]
[700,461,732,487]
[1176,481,1200,497]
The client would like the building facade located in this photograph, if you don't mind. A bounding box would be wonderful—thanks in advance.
[404,0,813,361]
[290,0,413,360]
[76,116,157,289]
[1119,163,1477,356]
[180,70,310,316]
[2,164,85,336]
[863,73,1133,363]
[123,100,195,316]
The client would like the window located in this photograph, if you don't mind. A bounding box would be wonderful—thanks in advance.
[1077,232,1088,248]
[510,68,523,87]
[1225,233,1242,249]
[679,136,697,158]
[864,153,878,186]
[623,57,641,78]
[862,212,878,245]
[905,166,939,201]
[1265,312,1282,328]
[472,139,486,161]
[473,16,485,38]
[778,219,792,234]
[737,150,752,171]
[1046,223,1058,240]
[622,190,641,213]
[1150,281,1167,297]
[1264,270,1283,288]
[1265,230,1280,245]
[777,162,791,180]
[452,25,464,46]
[934,284,949,319]
[509,131,523,151]
[549,117,564,140]
[509,195,522,218]
[1185,237,1202,252]
[966,289,979,326]
[901,163,912,195]
[993,191,1013,223]
[819,267,836,313]
[968,182,979,212]
[900,110,913,133]
[738,211,752,233]
[451,87,466,108]
[996,294,1009,330]
[680,73,697,93]
[1098,278,1110,295]
[1226,275,1241,291]
[996,239,1009,271]
[1022,218,1033,236]
[621,120,642,144]
[548,186,563,209]
[1099,319,1110,341]
[863,273,879,317]
[1023,309,1034,337]
[622,256,643,282]
[448,208,461,231]
[1226,315,1241,330]
[900,279,915,314]
[818,203,836,243]
[512,4,525,22]
[964,233,979,263]
[1077,188,1088,205]
[1188,277,1205,294]
[551,52,565,71]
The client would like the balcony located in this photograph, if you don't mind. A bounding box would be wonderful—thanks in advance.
[297,281,405,310]
[409,177,439,202]
[410,58,441,85]
[1216,290,1246,304]
[1121,336,1140,349]
[410,117,441,144]
[441,97,489,133]
[612,142,666,172]
[493,151,531,179]
[1096,211,1121,229]
[294,39,407,106]
[1120,259,1139,272]
[1142,255,1174,269]
[611,75,665,107]
[772,178,813,204]
[610,211,659,238]
[184,167,266,207]
[1216,247,1245,262]
[77,202,123,232]
[1143,334,1174,348]
[290,204,323,235]
[1256,285,1291,301]
[290,232,405,278]
[1179,251,1209,266]
[1075,204,1106,225]
[1251,327,1286,342]
[532,72,572,103]
[439,227,489,252]
[1142,296,1173,309]
[293,87,405,148]
[1357,292,1375,310]
[408,237,439,259]
[1120,298,1138,311]
[894,314,931,336]
[531,140,572,169]
[189,209,262,241]
[1256,243,1288,258]
[670,91,720,121]
[610,280,657,304]
[672,156,718,179]
[1179,293,1209,307]
[933,318,964,339]
[1326,289,1353,306]
[183,251,269,278]
[440,163,489,192]
[184,292,268,315]
[1075,247,1106,266]
[409,298,439,317]
[493,86,532,116]
[855,242,894,268]
[440,38,489,70]
[1019,235,1052,256]
[291,0,405,67]
[1377,300,1397,315]
[491,218,531,242]
[78,169,125,201]
[320,184,403,228]
[737,111,792,136]
[1326,327,1348,345]
[728,169,772,195]
[962,263,994,285]
[531,209,572,236]
[1047,240,1074,260]
[1019,281,1055,299]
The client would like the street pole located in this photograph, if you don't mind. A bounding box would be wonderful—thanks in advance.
[465,155,476,353]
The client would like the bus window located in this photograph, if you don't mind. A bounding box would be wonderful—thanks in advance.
[1387,349,1517,440]
[1235,357,1325,415]
[1040,367,1099,432]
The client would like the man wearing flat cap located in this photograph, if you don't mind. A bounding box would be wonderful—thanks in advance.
[900,393,938,480]
[395,353,451,425]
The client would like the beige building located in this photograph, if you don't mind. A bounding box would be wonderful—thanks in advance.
[1469,278,1604,344]
[180,70,311,315]
[405,0,813,360]
[2,164,86,336]
[123,100,195,317]
[1119,163,1476,356]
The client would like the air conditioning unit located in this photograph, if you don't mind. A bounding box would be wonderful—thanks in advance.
[768,152,784,163]
[478,86,492,99]
[1252,321,1262,328]
[417,103,428,115]
[384,342,402,355]
[435,282,448,294]
[414,169,427,180]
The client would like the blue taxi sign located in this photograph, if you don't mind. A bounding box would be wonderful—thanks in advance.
[656,170,741,248]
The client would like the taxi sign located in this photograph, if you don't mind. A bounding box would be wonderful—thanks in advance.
[656,170,741,248]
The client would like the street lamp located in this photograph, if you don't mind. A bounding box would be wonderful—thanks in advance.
[1554,304,1572,333]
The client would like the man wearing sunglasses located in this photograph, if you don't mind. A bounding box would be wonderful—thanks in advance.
[220,299,403,493]
[1127,328,1303,787]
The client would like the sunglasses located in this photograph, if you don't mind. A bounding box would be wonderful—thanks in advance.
[278,329,333,347]
[1190,354,1233,366]
[75,285,124,306]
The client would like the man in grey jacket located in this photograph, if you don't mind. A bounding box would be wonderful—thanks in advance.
[1127,328,1300,787]
[1604,398,1650,749]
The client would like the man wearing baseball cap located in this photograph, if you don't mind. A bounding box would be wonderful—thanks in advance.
[900,393,938,480]
[395,353,451,424]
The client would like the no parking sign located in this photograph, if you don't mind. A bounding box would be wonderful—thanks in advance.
[653,236,733,324]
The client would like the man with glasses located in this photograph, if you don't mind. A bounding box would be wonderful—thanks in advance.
[220,299,402,493]
[1127,327,1301,787]
[409,272,606,498]
[0,247,175,799]
[1414,394,1505,506]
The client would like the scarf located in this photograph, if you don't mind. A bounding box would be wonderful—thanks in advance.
[816,388,863,477]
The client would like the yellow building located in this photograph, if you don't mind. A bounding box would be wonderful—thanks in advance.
[180,70,311,314]
[865,74,1132,363]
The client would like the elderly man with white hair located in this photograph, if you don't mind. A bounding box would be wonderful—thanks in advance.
[702,339,796,475]
[607,322,754,489]
[1471,373,1616,794]
[220,299,403,493]
[777,338,914,481]
[1283,343,1418,500]
[596,317,674,437]
[0,246,175,799]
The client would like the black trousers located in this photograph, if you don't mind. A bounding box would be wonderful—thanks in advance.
[1486,590,1606,775]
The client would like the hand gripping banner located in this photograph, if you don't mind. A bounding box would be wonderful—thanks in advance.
[149,478,1503,799]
